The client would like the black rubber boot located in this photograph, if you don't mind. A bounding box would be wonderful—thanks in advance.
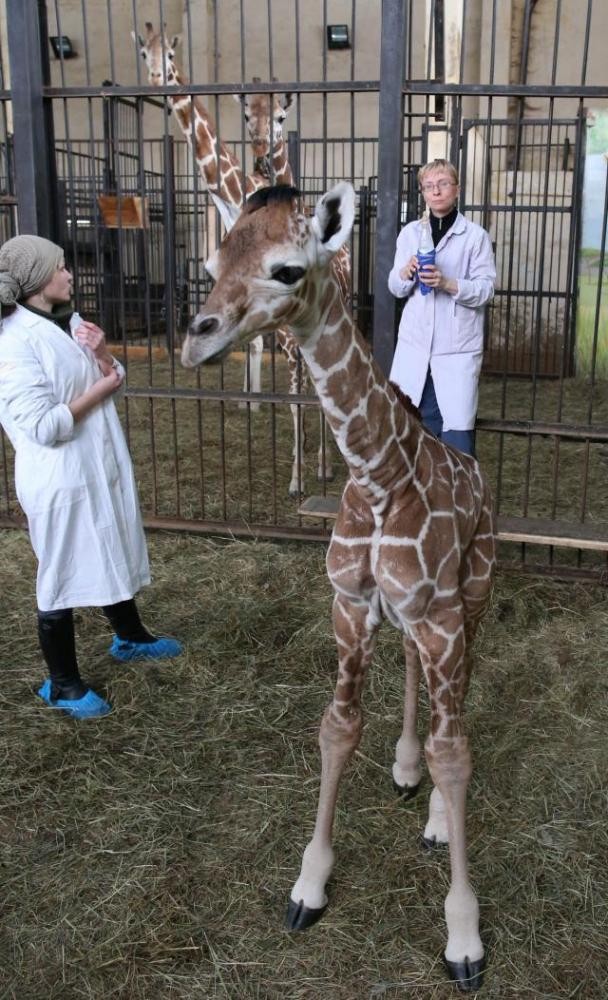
[37,608,87,701]
[102,598,156,643]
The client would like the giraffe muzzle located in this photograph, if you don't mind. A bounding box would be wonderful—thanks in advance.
[181,314,230,368]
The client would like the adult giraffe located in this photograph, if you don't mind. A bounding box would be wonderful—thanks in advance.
[181,183,496,992]
[236,78,339,492]
[133,24,334,493]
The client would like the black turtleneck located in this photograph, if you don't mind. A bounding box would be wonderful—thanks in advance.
[429,207,458,247]
[22,302,73,333]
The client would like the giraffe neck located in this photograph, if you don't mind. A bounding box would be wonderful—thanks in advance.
[168,66,246,208]
[297,282,421,506]
[272,137,293,185]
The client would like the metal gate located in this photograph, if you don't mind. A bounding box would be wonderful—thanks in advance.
[460,115,585,378]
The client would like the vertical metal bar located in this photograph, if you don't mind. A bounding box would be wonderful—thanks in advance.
[288,130,300,188]
[372,0,406,375]
[6,0,58,237]
[565,108,586,379]
[357,184,370,337]
[434,0,445,121]
[163,134,176,357]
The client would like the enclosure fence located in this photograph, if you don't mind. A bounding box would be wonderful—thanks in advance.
[1,0,608,581]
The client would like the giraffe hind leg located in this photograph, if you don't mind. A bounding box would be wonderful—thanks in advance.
[414,612,485,991]
[392,633,423,800]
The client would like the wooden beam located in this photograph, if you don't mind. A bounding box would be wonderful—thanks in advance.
[298,495,608,552]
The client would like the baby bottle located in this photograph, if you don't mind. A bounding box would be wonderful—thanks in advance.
[417,212,435,296]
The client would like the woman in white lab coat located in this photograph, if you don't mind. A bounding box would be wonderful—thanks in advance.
[0,235,182,719]
[388,159,496,456]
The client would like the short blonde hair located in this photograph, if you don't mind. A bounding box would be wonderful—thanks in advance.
[417,159,459,187]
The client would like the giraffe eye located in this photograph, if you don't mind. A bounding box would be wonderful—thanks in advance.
[142,51,147,59]
[271,266,305,285]
[244,113,250,122]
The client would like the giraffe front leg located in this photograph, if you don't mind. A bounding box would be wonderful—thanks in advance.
[392,634,423,799]
[240,334,264,411]
[286,594,379,930]
[281,336,306,497]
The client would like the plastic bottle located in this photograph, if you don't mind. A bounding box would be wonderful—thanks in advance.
[417,212,435,296]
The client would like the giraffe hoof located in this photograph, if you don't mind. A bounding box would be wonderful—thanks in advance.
[285,898,327,931]
[444,954,486,992]
[421,833,448,851]
[393,777,421,801]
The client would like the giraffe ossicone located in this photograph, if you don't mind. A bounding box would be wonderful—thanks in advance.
[181,182,496,992]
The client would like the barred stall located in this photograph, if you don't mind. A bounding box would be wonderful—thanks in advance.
[0,0,607,580]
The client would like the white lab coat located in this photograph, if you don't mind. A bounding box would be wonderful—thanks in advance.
[388,213,495,431]
[0,305,150,611]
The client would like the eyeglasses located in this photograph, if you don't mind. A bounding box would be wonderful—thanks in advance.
[420,179,457,193]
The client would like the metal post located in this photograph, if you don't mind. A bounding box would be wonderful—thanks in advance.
[287,130,300,189]
[372,0,406,375]
[357,184,370,337]
[163,133,176,355]
[6,0,58,238]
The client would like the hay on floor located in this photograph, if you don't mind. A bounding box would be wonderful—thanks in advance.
[1,527,607,998]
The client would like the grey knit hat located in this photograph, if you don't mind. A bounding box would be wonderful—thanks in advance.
[0,235,65,306]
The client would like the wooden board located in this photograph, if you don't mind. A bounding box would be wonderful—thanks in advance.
[298,495,608,552]
[98,194,149,229]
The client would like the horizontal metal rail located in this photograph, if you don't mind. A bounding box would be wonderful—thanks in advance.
[124,387,608,443]
[476,419,608,442]
[42,82,608,100]
[124,386,325,407]
[44,81,382,99]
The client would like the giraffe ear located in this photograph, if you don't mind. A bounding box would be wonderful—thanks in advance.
[131,30,145,47]
[233,93,245,105]
[210,192,242,233]
[280,92,295,115]
[205,249,220,282]
[312,182,355,257]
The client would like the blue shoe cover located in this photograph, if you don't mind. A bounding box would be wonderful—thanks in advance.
[109,635,183,662]
[37,679,111,719]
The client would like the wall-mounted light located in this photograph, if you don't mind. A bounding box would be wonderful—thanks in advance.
[49,36,76,59]
[327,25,350,50]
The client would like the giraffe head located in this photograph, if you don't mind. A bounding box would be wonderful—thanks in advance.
[234,78,294,178]
[132,21,181,86]
[181,182,354,369]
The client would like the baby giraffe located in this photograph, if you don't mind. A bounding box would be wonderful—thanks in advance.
[181,184,496,992]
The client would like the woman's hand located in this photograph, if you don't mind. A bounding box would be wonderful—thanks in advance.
[74,320,116,373]
[399,256,419,282]
[98,367,124,396]
[74,320,108,356]
[68,367,124,423]
[418,264,458,295]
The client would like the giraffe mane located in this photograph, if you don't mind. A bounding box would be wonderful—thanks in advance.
[388,381,422,422]
[244,184,300,215]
